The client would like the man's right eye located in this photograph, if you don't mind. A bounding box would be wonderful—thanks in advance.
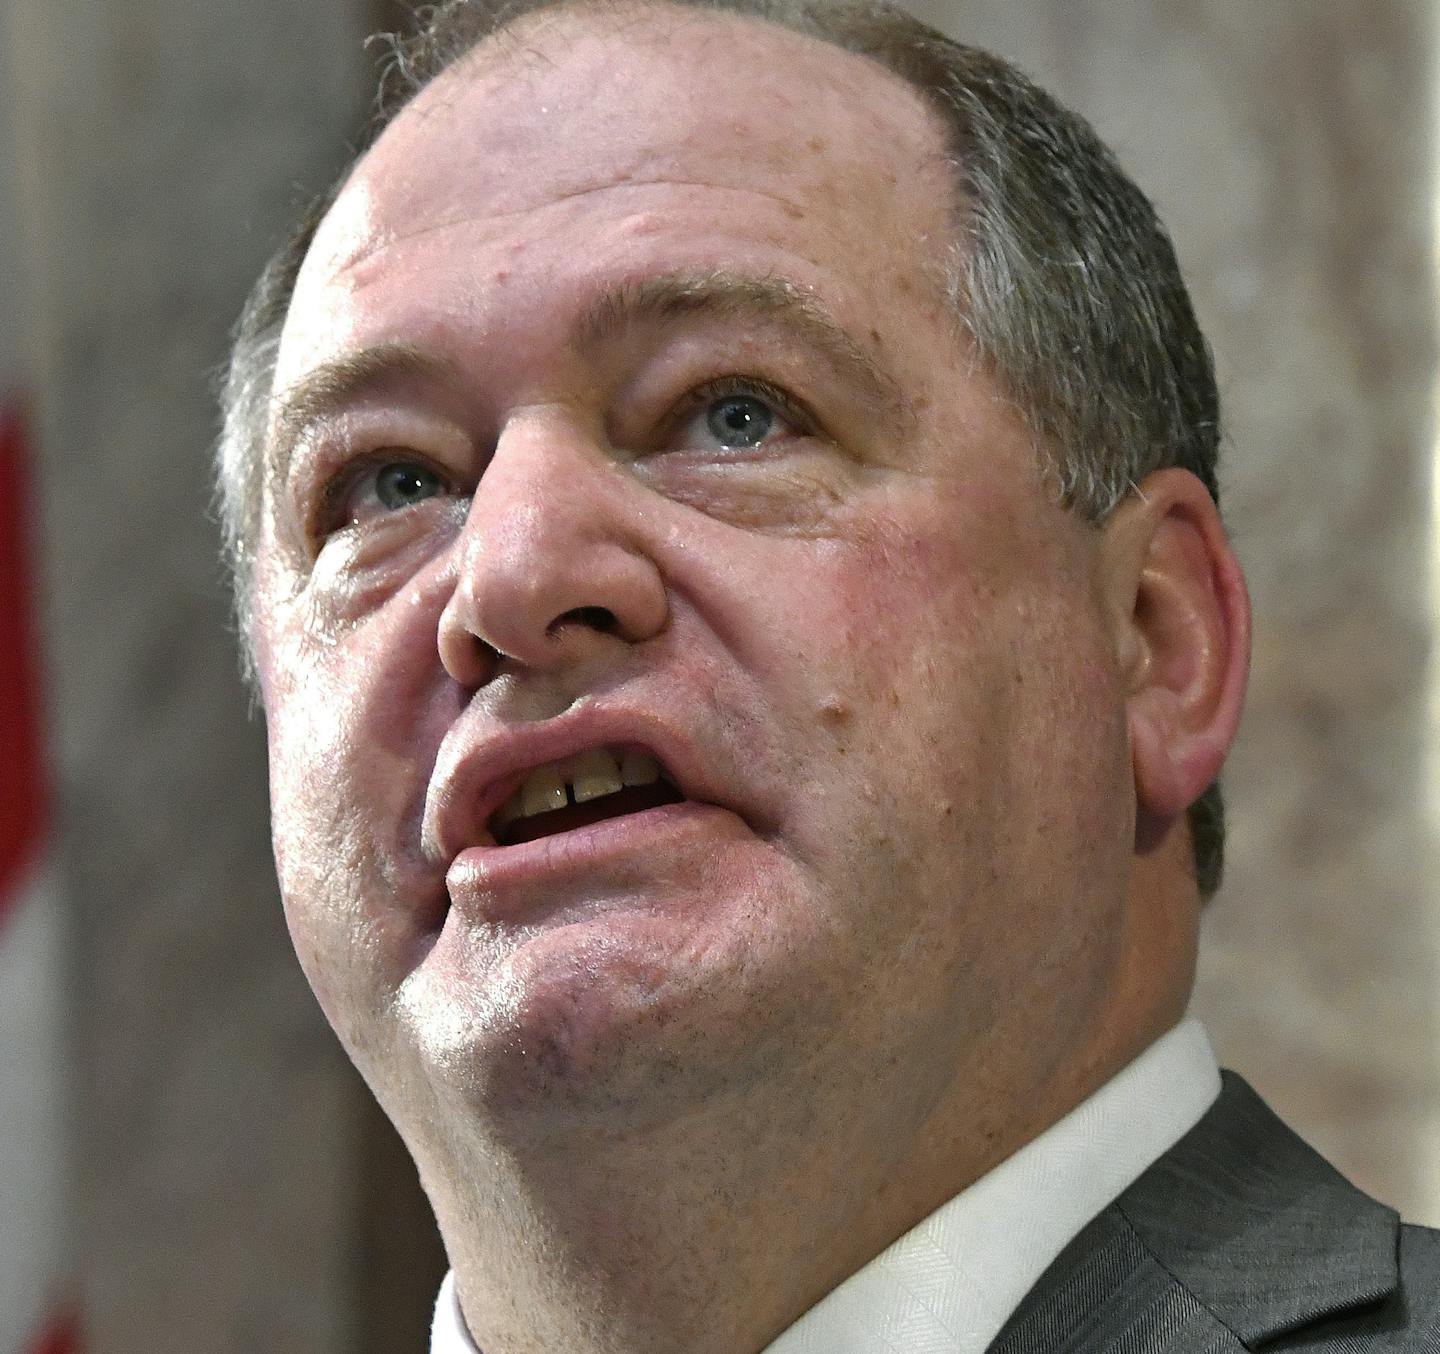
[370,461,445,511]
[322,456,449,535]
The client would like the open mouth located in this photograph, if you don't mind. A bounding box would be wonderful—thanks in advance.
[489,746,686,847]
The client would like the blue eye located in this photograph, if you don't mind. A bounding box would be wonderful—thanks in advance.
[662,376,811,458]
[373,461,443,510]
[322,458,450,538]
[705,394,775,448]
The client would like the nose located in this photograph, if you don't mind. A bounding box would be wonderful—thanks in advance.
[436,420,669,686]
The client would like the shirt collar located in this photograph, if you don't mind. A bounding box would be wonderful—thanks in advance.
[432,1018,1220,1354]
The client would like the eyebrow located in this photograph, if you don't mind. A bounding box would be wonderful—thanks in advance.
[267,341,460,500]
[266,270,910,497]
[576,269,909,427]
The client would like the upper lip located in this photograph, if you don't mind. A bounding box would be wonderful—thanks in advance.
[422,702,731,862]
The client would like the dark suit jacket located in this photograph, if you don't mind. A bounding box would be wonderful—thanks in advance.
[989,1072,1440,1351]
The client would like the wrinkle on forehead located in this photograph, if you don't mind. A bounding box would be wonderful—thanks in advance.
[323,177,825,286]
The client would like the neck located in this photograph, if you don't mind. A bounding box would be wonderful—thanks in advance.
[426,1082,908,1354]
[418,1009,1180,1354]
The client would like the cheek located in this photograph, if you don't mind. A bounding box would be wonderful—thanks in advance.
[796,510,1006,722]
[265,564,454,791]
[786,499,1126,874]
[261,579,459,1000]
[794,519,1132,1044]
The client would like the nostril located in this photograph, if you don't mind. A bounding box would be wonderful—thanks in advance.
[550,605,619,636]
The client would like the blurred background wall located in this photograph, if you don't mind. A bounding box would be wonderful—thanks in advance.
[0,0,1434,1349]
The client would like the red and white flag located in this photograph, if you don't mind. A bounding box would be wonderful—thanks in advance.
[0,95,78,1354]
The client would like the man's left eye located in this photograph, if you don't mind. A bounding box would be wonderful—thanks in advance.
[704,394,775,448]
[672,383,801,452]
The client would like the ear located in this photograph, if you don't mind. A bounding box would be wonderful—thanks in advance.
[1096,468,1251,844]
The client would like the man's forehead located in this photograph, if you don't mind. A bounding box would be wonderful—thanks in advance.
[302,3,951,286]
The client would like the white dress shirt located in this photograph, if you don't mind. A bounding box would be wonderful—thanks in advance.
[432,1018,1220,1354]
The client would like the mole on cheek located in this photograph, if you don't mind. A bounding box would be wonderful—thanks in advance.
[818,695,852,726]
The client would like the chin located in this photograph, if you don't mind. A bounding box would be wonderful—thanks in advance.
[388,897,825,1141]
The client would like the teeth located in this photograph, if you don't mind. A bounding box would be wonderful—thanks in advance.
[521,763,567,818]
[570,747,624,803]
[491,745,667,835]
[620,750,660,787]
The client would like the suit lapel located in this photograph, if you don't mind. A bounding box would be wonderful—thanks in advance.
[987,1206,1245,1353]
[988,1073,1400,1353]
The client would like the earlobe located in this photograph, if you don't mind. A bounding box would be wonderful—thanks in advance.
[1099,469,1251,830]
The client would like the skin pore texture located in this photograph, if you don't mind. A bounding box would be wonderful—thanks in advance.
[252,7,1251,1353]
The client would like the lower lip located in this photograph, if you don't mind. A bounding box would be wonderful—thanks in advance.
[445,800,746,922]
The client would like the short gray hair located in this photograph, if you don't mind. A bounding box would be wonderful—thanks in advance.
[217,0,1227,895]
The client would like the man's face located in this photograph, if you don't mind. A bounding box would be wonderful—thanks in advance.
[254,8,1135,1163]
